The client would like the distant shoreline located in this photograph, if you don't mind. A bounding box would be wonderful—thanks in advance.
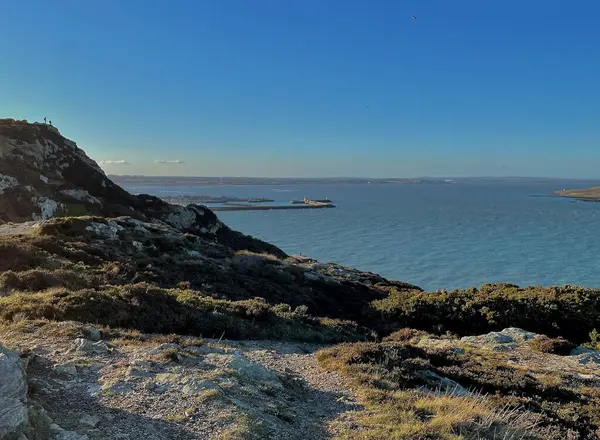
[111,175,600,188]
[555,187,600,202]
[111,175,451,187]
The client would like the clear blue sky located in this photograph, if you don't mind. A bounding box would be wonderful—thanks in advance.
[1,0,599,177]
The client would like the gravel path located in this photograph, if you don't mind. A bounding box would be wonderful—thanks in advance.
[0,221,39,235]
[2,324,360,440]
[239,340,358,403]
[229,340,361,438]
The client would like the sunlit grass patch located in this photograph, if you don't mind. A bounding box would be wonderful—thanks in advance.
[329,386,541,440]
[318,338,593,439]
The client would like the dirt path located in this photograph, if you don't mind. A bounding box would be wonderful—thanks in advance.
[230,340,361,437]
[0,221,39,236]
[1,323,359,439]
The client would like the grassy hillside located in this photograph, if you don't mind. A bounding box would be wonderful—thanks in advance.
[0,216,412,342]
[1,217,600,346]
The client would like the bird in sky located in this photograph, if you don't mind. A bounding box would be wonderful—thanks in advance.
[364,105,371,109]
[412,15,418,20]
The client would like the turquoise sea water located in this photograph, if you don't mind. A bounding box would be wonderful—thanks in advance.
[124,180,600,291]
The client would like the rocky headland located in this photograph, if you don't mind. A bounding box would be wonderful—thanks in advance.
[0,119,599,440]
[556,187,600,202]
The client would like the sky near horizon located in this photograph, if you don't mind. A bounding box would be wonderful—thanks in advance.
[1,1,599,178]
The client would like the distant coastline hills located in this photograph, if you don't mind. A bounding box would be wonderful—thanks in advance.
[109,175,600,187]
[109,175,447,186]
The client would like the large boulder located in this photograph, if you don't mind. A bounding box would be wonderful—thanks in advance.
[0,119,284,256]
[0,347,27,401]
[0,346,30,440]
[0,399,29,440]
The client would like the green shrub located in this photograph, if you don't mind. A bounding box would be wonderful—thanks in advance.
[586,329,600,350]
[383,328,428,343]
[373,284,600,343]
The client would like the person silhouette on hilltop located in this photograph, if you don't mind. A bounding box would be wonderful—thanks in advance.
[44,117,47,124]
[49,120,52,126]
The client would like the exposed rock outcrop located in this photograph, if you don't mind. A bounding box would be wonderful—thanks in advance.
[0,345,30,439]
[0,344,84,440]
[71,338,109,355]
[461,327,538,351]
[0,119,283,256]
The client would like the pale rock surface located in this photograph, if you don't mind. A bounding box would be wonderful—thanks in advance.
[54,363,77,376]
[78,414,101,428]
[100,380,133,396]
[0,174,18,194]
[500,327,538,341]
[0,398,30,440]
[228,352,282,388]
[72,339,109,355]
[84,221,123,240]
[419,370,470,396]
[461,327,541,351]
[31,197,61,220]
[83,327,101,342]
[51,423,89,440]
[59,189,101,205]
[570,345,600,366]
[0,346,27,401]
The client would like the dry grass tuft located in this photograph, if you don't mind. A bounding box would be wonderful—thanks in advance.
[317,338,599,439]
[528,336,575,355]
[383,328,428,343]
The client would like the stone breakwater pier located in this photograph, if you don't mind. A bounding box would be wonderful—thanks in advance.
[210,202,335,212]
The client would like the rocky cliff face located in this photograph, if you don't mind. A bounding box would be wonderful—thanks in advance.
[0,119,283,255]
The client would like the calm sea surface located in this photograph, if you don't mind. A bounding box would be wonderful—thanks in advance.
[124,180,600,291]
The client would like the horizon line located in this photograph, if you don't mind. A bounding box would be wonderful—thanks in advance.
[107,174,600,181]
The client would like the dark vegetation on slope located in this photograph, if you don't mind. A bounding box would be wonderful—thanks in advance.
[0,216,406,342]
[0,284,358,342]
[373,283,600,344]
